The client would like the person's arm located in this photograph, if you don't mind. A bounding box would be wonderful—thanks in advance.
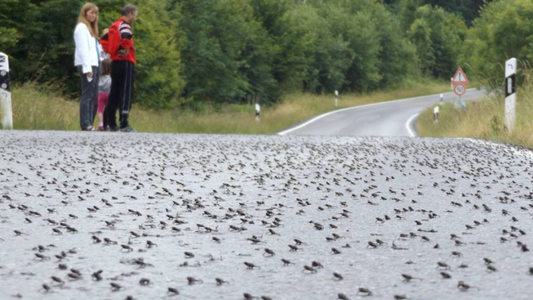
[74,24,93,75]
[118,22,134,51]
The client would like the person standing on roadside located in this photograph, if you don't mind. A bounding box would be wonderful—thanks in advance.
[104,4,138,132]
[97,59,111,131]
[74,3,101,131]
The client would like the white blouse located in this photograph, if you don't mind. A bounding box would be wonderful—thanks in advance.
[74,23,100,74]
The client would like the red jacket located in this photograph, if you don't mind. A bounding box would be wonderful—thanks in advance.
[107,17,136,64]
[99,33,109,56]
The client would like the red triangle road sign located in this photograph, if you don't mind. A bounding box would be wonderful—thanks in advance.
[452,68,469,84]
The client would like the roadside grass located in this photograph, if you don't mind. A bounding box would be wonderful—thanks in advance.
[417,79,533,149]
[3,80,451,134]
[7,82,80,131]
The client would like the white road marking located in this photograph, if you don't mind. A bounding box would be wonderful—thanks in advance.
[405,113,420,137]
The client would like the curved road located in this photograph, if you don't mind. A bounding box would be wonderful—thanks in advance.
[279,89,485,137]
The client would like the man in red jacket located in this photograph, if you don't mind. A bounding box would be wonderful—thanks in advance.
[104,4,138,132]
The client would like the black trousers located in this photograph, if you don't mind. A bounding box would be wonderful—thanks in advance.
[105,61,134,128]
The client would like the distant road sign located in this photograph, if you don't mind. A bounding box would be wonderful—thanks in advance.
[452,68,469,84]
[454,84,466,96]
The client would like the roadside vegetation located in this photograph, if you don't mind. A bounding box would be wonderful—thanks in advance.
[7,80,449,133]
[418,0,533,149]
[418,70,533,149]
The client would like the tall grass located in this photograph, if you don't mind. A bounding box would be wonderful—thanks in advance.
[417,69,533,148]
[6,82,80,130]
[2,80,451,134]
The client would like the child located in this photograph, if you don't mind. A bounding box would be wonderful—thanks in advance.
[99,28,111,60]
[97,58,111,131]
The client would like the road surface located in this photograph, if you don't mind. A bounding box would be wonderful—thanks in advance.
[1,131,533,300]
[279,89,485,137]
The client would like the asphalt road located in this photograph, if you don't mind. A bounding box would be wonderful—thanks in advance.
[279,89,486,137]
[1,131,533,300]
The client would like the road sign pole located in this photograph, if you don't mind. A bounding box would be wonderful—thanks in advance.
[505,58,517,132]
[455,96,463,108]
[0,52,13,130]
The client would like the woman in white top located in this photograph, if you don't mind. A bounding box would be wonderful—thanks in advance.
[74,3,101,131]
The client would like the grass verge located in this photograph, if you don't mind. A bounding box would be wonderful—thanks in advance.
[417,80,533,149]
[3,80,451,134]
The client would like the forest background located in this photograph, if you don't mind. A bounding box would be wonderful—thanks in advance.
[3,0,530,109]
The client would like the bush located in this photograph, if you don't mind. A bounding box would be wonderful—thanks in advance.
[461,0,533,89]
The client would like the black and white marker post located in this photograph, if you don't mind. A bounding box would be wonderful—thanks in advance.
[334,90,338,107]
[505,58,516,132]
[0,52,13,129]
[255,103,260,122]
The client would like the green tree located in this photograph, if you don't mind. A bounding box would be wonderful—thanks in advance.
[178,0,248,103]
[345,0,416,89]
[409,18,434,74]
[133,0,185,108]
[324,0,382,91]
[421,0,493,25]
[387,0,495,25]
[303,0,416,92]
[397,0,421,31]
[0,27,21,52]
[0,0,22,52]
[409,5,467,78]
[461,0,533,87]
[0,0,83,89]
[289,3,351,93]
[373,6,417,88]
[250,0,308,92]
[178,0,285,104]
[224,0,279,104]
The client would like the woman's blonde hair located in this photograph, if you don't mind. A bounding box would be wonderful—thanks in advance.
[78,3,99,38]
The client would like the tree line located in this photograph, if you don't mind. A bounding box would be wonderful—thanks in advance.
[1,0,530,109]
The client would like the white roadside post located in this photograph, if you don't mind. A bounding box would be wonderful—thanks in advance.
[505,58,517,133]
[255,103,260,122]
[334,90,338,107]
[0,52,13,130]
[433,105,439,123]
[440,94,444,104]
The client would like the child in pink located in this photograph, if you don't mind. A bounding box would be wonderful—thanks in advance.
[97,58,111,131]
